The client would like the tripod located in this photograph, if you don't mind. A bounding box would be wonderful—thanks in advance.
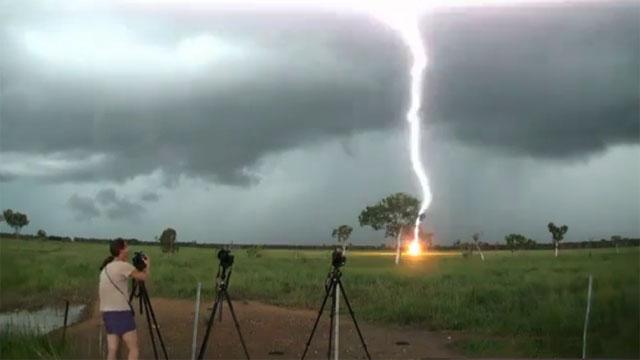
[197,259,250,360]
[301,264,371,360]
[129,280,169,360]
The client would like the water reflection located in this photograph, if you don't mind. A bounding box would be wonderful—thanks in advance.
[0,304,86,334]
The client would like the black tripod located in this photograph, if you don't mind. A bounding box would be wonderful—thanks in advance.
[301,250,371,360]
[197,250,250,360]
[129,280,169,360]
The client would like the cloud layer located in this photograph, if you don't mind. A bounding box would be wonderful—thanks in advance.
[68,188,146,222]
[1,1,637,189]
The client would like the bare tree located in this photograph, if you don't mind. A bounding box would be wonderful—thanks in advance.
[472,232,485,261]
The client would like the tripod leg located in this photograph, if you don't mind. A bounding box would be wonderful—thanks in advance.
[197,292,223,360]
[301,284,332,360]
[143,291,169,360]
[129,280,137,304]
[328,281,336,360]
[337,280,371,360]
[223,291,250,360]
[141,289,159,360]
[218,295,223,322]
[139,289,144,315]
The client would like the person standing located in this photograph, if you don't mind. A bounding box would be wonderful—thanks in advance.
[99,239,150,360]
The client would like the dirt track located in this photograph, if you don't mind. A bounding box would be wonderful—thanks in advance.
[65,298,459,359]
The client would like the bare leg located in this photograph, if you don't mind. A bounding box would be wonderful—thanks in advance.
[122,330,140,360]
[106,334,119,360]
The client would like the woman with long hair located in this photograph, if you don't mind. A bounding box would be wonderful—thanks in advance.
[99,239,150,360]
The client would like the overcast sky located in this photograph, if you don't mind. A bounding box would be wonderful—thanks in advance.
[0,0,638,245]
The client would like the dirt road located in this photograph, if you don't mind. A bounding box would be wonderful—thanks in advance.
[65,298,459,359]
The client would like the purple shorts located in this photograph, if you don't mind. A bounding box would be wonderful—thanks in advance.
[102,310,136,336]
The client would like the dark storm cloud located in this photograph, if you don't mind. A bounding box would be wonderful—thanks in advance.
[0,1,637,186]
[95,188,146,220]
[426,2,639,158]
[140,191,160,202]
[0,172,17,183]
[0,6,407,185]
[96,188,118,206]
[66,187,146,221]
[105,200,145,221]
[67,194,101,221]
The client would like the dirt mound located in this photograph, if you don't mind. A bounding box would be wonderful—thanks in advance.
[65,298,459,359]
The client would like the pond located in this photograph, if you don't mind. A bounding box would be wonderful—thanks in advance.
[0,304,86,334]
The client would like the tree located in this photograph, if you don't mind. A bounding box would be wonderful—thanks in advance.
[359,193,419,265]
[611,235,622,254]
[37,229,47,238]
[331,225,353,251]
[515,235,528,249]
[547,222,568,257]
[159,228,177,253]
[2,209,30,236]
[472,232,485,261]
[2,209,12,227]
[525,238,537,250]
[505,233,536,252]
[505,233,524,253]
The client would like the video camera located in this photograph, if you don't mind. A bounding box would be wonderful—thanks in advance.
[217,248,234,269]
[132,251,147,271]
[331,248,346,268]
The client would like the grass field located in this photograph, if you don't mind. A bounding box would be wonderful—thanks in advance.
[0,330,64,359]
[1,238,638,358]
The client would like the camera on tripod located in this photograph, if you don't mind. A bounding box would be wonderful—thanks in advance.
[132,251,147,271]
[301,246,370,360]
[217,248,234,269]
[332,248,346,268]
[199,247,249,360]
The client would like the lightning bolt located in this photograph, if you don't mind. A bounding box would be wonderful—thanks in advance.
[375,11,432,250]
[402,19,432,246]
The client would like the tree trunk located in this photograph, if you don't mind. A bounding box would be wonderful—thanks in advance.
[555,241,559,257]
[475,243,485,261]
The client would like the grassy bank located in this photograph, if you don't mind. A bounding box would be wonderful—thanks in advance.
[1,238,638,358]
[0,329,65,359]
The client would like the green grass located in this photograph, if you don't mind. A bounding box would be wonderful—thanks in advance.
[0,329,65,359]
[1,238,638,358]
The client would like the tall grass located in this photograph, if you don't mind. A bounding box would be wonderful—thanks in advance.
[0,328,64,359]
[1,238,638,358]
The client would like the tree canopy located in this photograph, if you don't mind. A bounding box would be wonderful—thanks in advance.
[548,222,569,241]
[159,227,177,253]
[2,209,30,235]
[331,225,353,248]
[358,192,419,239]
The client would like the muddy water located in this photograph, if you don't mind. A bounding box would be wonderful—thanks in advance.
[0,304,86,334]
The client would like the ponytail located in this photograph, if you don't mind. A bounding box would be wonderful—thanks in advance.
[99,256,115,270]
[99,238,127,271]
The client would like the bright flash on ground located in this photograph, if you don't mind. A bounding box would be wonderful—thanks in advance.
[407,241,422,256]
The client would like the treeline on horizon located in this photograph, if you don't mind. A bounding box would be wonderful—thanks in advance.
[1,231,638,251]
